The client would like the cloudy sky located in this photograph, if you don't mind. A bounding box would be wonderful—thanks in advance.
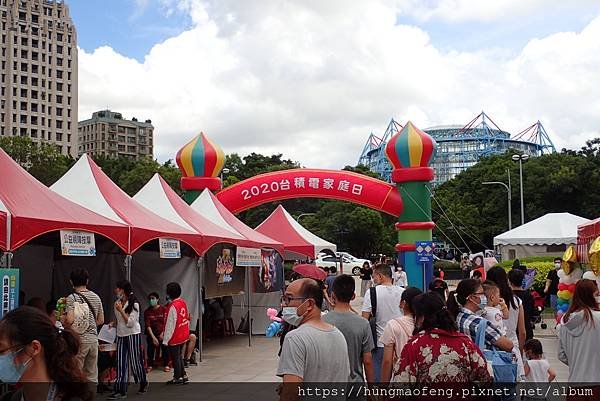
[69,0,600,168]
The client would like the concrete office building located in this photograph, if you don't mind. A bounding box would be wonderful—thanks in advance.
[0,0,78,157]
[78,110,154,159]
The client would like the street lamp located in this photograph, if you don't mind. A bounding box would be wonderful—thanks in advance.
[511,154,529,225]
[482,178,512,231]
[220,167,230,183]
[296,213,316,222]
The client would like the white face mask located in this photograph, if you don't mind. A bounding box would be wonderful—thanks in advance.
[554,263,561,269]
[595,296,600,305]
[282,300,308,326]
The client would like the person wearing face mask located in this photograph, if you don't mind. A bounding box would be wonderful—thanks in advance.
[545,258,562,318]
[395,293,491,392]
[143,292,169,373]
[277,278,350,400]
[361,264,404,382]
[0,306,93,401]
[558,279,600,386]
[108,280,147,399]
[447,278,514,352]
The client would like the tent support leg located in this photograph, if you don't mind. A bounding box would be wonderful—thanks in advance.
[197,256,204,362]
[124,255,132,282]
[246,267,252,347]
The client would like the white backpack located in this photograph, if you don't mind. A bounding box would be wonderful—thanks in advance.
[70,293,95,335]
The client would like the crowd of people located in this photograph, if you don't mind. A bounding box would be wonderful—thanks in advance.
[277,261,600,401]
[0,268,197,400]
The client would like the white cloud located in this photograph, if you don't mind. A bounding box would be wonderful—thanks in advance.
[78,1,600,169]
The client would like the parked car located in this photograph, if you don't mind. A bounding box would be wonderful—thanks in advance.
[315,255,365,276]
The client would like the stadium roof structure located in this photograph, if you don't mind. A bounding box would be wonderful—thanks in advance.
[358,111,557,186]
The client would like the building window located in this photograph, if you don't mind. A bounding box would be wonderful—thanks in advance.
[57,58,63,66]
[31,103,38,112]
[20,102,26,111]
[56,70,62,79]
[20,115,27,124]
[56,120,63,129]
[56,133,63,141]
[20,76,27,85]
[56,95,63,103]
[31,116,37,125]
[20,50,28,59]
[56,107,63,116]
[56,83,62,91]
[20,37,27,46]
[20,63,27,72]
[20,128,27,137]
[57,45,63,54]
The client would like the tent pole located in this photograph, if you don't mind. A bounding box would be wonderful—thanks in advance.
[124,255,132,282]
[247,266,252,347]
[197,256,204,362]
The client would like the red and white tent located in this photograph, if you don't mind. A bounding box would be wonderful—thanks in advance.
[190,189,283,255]
[134,174,254,254]
[0,148,129,252]
[256,205,336,259]
[50,154,202,254]
[577,218,600,262]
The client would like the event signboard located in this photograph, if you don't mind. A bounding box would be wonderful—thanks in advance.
[159,238,181,259]
[204,245,245,298]
[253,249,284,293]
[216,169,403,216]
[60,230,96,256]
[235,247,262,267]
[0,268,19,318]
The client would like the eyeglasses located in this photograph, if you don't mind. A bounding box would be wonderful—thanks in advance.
[280,295,307,305]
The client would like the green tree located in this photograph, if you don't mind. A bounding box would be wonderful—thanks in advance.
[117,157,181,196]
[431,145,600,252]
[0,136,74,185]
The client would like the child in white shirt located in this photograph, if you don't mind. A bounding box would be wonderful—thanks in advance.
[523,339,556,400]
[482,281,508,336]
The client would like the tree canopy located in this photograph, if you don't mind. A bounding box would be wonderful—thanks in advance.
[432,141,600,253]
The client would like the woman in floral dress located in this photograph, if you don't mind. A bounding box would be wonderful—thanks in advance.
[396,293,492,387]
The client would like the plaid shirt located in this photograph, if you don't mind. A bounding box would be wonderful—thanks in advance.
[456,308,502,350]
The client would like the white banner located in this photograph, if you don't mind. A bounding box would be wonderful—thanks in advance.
[60,230,96,256]
[236,246,261,267]
[159,238,181,259]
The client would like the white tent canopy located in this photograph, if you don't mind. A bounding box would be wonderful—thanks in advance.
[494,213,590,246]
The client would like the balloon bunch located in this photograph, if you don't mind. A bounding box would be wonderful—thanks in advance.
[265,307,283,337]
[556,246,582,323]
[582,236,600,289]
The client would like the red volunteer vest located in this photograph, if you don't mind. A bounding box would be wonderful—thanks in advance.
[168,298,190,345]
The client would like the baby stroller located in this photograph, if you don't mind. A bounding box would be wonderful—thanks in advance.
[530,291,548,330]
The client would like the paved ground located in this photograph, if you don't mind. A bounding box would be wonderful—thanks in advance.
[98,277,569,399]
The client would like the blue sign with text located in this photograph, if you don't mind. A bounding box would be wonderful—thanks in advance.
[0,268,19,319]
[415,241,434,263]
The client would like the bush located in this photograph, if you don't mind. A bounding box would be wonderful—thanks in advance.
[435,260,461,271]
[500,257,555,294]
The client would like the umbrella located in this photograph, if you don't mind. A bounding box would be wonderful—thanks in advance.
[293,264,327,281]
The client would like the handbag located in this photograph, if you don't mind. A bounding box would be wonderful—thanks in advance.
[475,318,517,382]
[368,287,378,343]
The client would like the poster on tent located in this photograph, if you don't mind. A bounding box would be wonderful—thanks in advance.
[159,238,181,259]
[60,230,96,256]
[0,268,19,318]
[204,245,245,298]
[252,249,284,293]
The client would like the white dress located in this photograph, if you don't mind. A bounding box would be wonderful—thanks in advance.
[505,296,525,379]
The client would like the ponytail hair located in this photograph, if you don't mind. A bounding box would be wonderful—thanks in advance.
[413,293,457,334]
[0,306,93,400]
[116,279,138,315]
[447,278,480,318]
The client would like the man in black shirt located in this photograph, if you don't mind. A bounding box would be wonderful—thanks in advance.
[508,269,534,340]
[545,257,561,317]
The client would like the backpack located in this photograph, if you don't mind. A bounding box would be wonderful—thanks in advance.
[70,292,96,335]
[368,286,378,343]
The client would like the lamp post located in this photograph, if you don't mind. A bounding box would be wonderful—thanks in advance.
[482,178,512,231]
[220,167,230,183]
[511,154,529,225]
[296,213,316,222]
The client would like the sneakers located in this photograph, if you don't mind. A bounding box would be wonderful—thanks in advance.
[189,354,198,366]
[166,377,189,385]
[183,359,190,368]
[107,392,127,400]
[137,382,148,395]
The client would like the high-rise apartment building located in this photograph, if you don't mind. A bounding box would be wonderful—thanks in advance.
[0,0,78,157]
[78,110,154,159]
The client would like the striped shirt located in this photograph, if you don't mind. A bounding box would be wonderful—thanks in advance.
[456,308,502,350]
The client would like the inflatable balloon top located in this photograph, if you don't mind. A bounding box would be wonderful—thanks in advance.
[176,132,226,191]
[556,245,582,323]
[385,121,437,180]
[583,236,600,289]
